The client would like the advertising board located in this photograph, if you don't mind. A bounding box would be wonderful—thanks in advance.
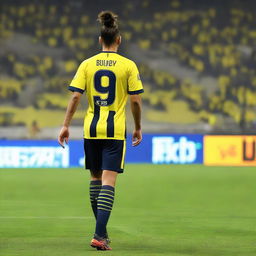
[204,135,256,166]
[0,140,69,168]
[0,134,203,168]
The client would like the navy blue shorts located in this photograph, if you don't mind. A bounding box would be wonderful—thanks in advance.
[84,139,126,173]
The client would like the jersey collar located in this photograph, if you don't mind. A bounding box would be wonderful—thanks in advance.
[101,51,118,53]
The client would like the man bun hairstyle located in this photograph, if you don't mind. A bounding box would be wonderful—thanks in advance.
[98,11,117,28]
[98,11,120,47]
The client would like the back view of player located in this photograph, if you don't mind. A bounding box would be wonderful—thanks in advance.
[58,11,143,250]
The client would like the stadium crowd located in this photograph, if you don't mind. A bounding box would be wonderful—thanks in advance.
[1,0,256,131]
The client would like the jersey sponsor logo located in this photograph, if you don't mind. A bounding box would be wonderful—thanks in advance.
[0,146,69,168]
[96,60,117,67]
[95,100,108,106]
[152,136,202,164]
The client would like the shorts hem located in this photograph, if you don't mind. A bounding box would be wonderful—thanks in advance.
[85,167,124,173]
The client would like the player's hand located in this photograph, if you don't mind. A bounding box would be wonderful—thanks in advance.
[132,129,142,146]
[58,126,69,148]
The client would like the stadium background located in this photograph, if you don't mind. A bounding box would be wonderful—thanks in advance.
[0,0,256,255]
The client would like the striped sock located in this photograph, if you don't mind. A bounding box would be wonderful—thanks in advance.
[95,185,115,238]
[89,180,102,219]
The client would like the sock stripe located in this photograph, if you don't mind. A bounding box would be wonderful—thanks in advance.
[98,193,114,198]
[98,194,114,200]
[98,199,113,207]
[98,192,114,196]
[97,203,112,210]
[98,200,112,207]
[98,196,114,202]
[100,191,114,197]
[100,189,115,194]
[98,207,111,212]
[101,185,115,191]
[97,197,113,203]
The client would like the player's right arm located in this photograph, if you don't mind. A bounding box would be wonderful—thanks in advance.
[130,94,142,146]
[127,61,144,146]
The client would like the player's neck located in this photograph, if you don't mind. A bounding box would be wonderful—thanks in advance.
[102,45,118,53]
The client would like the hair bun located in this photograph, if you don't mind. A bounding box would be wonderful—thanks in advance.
[98,11,118,28]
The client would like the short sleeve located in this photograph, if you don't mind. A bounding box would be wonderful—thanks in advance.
[127,61,144,95]
[68,61,86,94]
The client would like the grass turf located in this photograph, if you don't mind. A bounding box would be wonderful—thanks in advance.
[0,165,256,256]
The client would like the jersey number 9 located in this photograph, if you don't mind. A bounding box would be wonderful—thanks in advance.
[94,70,116,106]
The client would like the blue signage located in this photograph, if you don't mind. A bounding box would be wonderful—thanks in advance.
[126,134,203,164]
[0,140,69,168]
[0,134,203,168]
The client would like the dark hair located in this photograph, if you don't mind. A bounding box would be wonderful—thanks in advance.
[97,11,120,47]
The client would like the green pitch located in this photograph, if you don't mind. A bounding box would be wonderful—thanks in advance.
[0,165,255,256]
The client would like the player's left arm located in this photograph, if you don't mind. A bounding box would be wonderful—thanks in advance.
[58,92,82,148]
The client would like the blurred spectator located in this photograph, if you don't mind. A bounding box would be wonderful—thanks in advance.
[28,120,41,138]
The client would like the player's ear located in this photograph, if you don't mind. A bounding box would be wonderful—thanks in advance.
[99,36,103,45]
[116,35,121,45]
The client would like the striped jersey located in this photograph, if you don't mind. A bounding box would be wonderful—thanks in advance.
[68,51,144,140]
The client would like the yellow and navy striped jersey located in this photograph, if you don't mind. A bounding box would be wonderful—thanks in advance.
[68,51,144,140]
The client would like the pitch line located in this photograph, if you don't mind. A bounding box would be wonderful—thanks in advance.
[0,216,93,219]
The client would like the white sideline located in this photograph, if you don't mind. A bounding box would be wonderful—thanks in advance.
[0,216,92,219]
